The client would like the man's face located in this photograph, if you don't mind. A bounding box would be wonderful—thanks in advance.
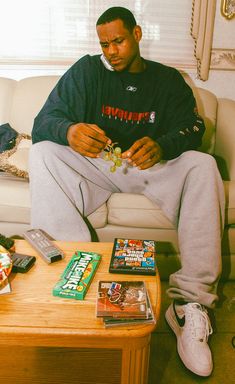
[96,19,142,73]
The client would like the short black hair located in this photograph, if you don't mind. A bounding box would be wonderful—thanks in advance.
[96,7,137,32]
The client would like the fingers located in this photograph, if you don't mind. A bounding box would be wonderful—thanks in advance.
[67,123,111,157]
[136,153,160,169]
[67,126,162,167]
[122,137,162,170]
[122,138,145,159]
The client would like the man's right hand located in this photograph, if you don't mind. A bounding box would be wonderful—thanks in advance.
[67,123,111,157]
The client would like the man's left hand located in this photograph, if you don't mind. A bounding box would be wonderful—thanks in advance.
[122,137,163,170]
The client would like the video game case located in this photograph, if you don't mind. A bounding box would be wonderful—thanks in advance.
[104,290,156,327]
[96,280,148,319]
[53,251,101,300]
[109,238,157,275]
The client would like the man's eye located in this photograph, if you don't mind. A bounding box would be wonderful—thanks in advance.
[101,43,109,48]
[116,39,124,44]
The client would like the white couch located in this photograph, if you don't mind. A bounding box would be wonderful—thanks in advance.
[0,75,235,280]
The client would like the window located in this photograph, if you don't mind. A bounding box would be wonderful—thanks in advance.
[0,0,216,79]
[0,0,195,69]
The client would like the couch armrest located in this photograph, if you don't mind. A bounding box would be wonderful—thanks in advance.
[214,98,235,181]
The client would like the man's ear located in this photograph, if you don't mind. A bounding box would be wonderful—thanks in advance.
[133,25,142,43]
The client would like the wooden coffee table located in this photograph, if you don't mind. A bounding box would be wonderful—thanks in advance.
[0,240,161,384]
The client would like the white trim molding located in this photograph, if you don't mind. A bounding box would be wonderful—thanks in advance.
[211,48,235,70]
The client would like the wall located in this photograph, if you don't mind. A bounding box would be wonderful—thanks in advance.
[187,0,235,100]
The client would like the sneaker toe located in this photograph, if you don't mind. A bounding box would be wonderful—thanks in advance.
[179,341,213,377]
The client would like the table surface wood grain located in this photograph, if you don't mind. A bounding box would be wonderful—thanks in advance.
[0,240,161,348]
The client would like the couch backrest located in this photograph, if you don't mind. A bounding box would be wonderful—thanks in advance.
[0,76,217,154]
[9,76,60,135]
[0,77,17,125]
[215,98,235,180]
[192,87,217,154]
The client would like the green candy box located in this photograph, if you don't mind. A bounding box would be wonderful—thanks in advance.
[53,251,101,300]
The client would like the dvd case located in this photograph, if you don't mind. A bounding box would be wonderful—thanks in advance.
[109,238,157,275]
[96,280,148,318]
[104,289,156,327]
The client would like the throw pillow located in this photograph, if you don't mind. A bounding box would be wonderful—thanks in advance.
[0,123,18,152]
[0,134,31,179]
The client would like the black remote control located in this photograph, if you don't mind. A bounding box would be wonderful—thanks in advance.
[11,253,36,273]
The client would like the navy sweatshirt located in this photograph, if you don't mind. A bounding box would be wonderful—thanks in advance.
[32,54,205,160]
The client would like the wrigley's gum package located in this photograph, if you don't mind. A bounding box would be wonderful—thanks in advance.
[53,251,101,300]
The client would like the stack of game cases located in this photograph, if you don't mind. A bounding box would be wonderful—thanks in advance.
[96,280,155,328]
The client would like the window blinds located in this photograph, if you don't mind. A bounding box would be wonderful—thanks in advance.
[0,0,196,69]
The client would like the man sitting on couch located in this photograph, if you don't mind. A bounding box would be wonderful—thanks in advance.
[29,6,225,377]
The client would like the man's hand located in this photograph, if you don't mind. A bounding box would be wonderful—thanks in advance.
[122,137,163,170]
[67,123,111,157]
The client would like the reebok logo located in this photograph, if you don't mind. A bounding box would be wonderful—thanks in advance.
[126,85,137,92]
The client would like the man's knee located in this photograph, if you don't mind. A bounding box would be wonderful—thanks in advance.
[30,141,60,160]
[29,141,67,176]
[179,150,218,171]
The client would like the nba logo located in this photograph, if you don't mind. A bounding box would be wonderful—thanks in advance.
[149,111,156,123]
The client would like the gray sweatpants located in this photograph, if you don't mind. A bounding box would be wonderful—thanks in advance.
[29,141,225,308]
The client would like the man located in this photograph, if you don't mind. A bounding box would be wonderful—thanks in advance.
[30,7,225,377]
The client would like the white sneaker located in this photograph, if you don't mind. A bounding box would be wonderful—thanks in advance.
[165,302,213,376]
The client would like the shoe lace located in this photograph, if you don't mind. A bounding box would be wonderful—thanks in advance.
[185,303,213,342]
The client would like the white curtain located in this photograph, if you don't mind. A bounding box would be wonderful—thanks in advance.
[191,0,217,80]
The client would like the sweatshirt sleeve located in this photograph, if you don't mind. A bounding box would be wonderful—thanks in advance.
[32,55,93,145]
[156,69,205,160]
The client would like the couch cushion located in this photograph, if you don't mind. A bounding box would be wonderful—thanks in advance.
[107,181,235,229]
[0,174,30,223]
[0,173,107,228]
[107,193,175,229]
[88,204,108,228]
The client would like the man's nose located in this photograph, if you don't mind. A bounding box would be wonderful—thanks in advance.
[108,43,118,56]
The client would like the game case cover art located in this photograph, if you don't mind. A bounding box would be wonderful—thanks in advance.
[109,238,157,275]
[104,289,156,327]
[53,251,101,300]
[96,280,148,318]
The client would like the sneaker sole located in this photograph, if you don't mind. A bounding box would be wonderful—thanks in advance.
[165,305,212,377]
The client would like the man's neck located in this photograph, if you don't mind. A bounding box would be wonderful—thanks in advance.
[128,58,146,73]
